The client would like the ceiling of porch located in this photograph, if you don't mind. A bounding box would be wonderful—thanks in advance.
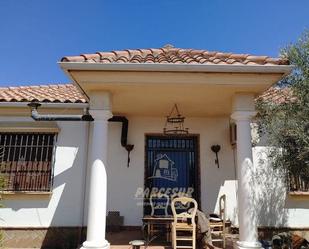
[91,84,247,117]
[67,70,287,117]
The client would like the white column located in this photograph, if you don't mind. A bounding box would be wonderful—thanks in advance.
[231,110,261,249]
[81,109,112,249]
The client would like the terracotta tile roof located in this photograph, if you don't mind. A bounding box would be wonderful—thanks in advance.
[258,87,294,104]
[0,84,87,103]
[0,82,292,105]
[61,45,289,66]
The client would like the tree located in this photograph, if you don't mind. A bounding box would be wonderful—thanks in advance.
[256,31,309,192]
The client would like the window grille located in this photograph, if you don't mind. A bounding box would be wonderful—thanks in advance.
[0,133,57,192]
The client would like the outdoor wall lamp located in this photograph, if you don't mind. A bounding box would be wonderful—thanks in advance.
[211,144,221,168]
[125,144,134,168]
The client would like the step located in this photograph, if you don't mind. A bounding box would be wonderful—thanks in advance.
[176,236,194,241]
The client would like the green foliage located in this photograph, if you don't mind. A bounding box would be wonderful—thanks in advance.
[256,31,309,191]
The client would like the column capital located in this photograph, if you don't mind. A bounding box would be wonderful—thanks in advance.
[89,91,112,111]
[89,109,113,121]
[232,93,255,112]
[231,111,257,122]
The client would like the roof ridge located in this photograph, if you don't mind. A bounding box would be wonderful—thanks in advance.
[60,47,289,65]
[65,46,278,57]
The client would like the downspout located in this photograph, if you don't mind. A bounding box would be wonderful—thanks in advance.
[28,103,94,121]
[108,116,134,167]
[28,103,134,167]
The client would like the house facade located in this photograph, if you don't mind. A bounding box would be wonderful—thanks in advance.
[0,47,308,249]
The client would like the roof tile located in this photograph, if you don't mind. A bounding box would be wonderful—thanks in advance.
[0,83,292,105]
[0,84,87,103]
[258,87,294,104]
[60,46,289,66]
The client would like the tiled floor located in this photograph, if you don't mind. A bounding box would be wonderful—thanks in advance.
[107,229,237,249]
[108,230,168,249]
[5,229,237,249]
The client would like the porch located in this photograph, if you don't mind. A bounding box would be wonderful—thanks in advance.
[77,91,263,249]
[59,48,290,249]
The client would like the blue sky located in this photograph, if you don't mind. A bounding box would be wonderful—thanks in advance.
[0,0,308,86]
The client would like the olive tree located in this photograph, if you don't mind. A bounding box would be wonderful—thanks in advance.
[256,31,309,191]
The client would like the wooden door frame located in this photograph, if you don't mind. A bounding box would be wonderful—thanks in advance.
[144,133,201,209]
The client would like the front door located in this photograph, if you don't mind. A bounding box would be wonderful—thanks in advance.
[144,135,200,215]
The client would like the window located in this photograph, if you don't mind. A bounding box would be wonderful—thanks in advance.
[0,133,57,192]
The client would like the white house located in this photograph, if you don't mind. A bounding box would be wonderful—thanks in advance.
[0,46,308,249]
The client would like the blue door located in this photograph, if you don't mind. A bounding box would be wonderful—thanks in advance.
[144,135,199,216]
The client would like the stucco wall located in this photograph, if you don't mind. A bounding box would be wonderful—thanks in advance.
[252,147,309,228]
[0,117,89,227]
[1,116,308,229]
[101,117,309,228]
[105,116,238,226]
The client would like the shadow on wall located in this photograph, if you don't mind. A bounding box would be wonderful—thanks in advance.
[3,196,50,210]
[40,123,89,249]
[2,144,83,249]
[251,148,289,228]
[40,148,84,249]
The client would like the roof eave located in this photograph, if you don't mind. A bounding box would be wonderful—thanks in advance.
[59,61,293,75]
[0,102,89,108]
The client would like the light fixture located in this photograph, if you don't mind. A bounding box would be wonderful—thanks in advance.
[211,145,221,168]
[163,104,189,135]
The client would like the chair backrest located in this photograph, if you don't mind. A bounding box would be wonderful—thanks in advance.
[219,194,226,222]
[149,193,170,216]
[171,197,198,225]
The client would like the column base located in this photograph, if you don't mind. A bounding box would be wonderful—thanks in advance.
[234,241,262,249]
[80,240,110,249]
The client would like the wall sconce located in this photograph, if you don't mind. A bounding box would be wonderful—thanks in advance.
[125,144,134,168]
[211,145,221,168]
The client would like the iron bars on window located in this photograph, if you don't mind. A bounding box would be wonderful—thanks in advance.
[0,133,57,192]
